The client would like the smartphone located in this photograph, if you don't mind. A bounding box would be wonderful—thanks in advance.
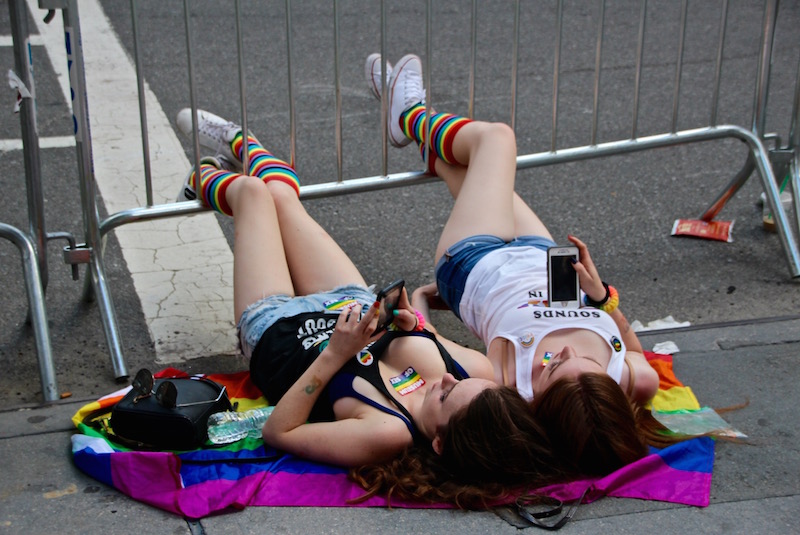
[547,246,580,308]
[373,279,405,334]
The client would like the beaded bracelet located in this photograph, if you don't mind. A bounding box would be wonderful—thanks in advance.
[583,282,620,314]
[388,309,427,332]
[413,309,426,332]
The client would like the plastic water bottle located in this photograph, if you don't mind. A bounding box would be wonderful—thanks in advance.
[207,406,275,444]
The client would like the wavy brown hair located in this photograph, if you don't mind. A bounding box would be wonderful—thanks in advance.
[348,386,570,509]
[530,373,685,476]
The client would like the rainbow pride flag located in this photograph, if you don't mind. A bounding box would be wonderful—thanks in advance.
[530,353,713,506]
[71,354,714,518]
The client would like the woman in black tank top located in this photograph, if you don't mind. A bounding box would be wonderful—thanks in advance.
[175,107,567,508]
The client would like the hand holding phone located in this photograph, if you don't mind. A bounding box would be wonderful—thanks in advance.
[547,246,580,308]
[373,279,405,334]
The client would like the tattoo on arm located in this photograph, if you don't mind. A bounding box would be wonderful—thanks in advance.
[304,376,323,395]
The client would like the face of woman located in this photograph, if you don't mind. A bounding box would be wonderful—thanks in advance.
[531,345,605,396]
[420,373,495,445]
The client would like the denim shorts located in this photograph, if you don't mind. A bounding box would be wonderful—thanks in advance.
[435,235,556,319]
[237,284,376,359]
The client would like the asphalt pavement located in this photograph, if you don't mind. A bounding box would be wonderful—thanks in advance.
[1,1,799,533]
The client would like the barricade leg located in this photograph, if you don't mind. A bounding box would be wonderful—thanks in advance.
[61,0,128,381]
[742,134,800,278]
[0,224,58,402]
[6,0,59,401]
[698,153,755,223]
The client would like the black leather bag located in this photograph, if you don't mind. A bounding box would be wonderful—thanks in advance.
[108,369,232,450]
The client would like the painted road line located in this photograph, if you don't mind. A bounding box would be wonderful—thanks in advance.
[26,0,237,362]
[0,34,44,47]
[0,136,75,151]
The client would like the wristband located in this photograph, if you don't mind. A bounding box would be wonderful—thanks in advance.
[598,285,619,314]
[583,282,619,314]
[583,282,610,307]
[413,309,426,332]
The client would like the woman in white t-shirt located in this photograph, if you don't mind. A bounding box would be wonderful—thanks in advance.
[370,53,665,476]
[372,53,659,404]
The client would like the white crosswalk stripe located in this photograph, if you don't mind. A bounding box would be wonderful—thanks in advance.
[25,0,237,362]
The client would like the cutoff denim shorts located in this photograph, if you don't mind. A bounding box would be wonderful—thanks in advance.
[236,284,376,359]
[435,234,556,319]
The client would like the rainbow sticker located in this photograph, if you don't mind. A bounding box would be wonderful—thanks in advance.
[542,352,553,366]
[357,349,374,366]
[323,296,357,310]
[390,367,425,396]
[610,336,622,352]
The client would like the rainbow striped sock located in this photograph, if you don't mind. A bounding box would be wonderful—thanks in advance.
[231,133,301,197]
[400,104,472,166]
[191,162,240,216]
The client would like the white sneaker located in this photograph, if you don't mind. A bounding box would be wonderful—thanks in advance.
[387,54,424,147]
[364,53,393,100]
[176,155,227,203]
[176,109,248,170]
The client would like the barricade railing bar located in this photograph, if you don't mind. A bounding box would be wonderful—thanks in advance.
[5,0,799,399]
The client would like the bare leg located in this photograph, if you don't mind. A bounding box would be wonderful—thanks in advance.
[265,181,368,296]
[226,176,294,323]
[436,162,553,247]
[434,122,553,264]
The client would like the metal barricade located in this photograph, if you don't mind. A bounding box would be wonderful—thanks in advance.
[9,0,800,393]
[2,0,59,401]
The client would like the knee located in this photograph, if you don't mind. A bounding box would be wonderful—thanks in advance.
[235,175,270,198]
[265,179,301,207]
[470,121,517,155]
[485,122,516,150]
[228,175,272,207]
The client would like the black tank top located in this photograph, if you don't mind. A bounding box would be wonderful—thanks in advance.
[249,311,468,440]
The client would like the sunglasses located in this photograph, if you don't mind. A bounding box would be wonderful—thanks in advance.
[131,368,227,409]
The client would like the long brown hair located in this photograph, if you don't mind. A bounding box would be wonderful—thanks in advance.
[530,373,683,475]
[349,386,569,509]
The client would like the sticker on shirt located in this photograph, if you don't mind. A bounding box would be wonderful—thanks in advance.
[323,296,358,311]
[610,336,622,352]
[520,332,535,347]
[390,367,425,396]
[519,289,546,307]
[356,349,374,366]
[517,300,546,309]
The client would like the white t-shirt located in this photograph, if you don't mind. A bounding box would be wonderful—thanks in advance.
[459,246,626,400]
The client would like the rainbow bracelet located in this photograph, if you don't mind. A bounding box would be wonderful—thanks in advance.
[388,309,427,332]
[599,285,619,314]
[413,309,426,332]
[583,282,620,314]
